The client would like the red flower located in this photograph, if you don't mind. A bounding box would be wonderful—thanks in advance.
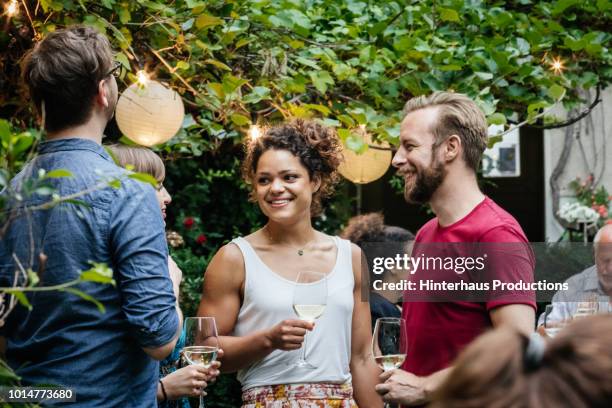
[606,219,612,225]
[183,217,195,229]
[196,234,207,245]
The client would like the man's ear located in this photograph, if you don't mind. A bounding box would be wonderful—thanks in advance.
[96,79,109,109]
[443,134,461,162]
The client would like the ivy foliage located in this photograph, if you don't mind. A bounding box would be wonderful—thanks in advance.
[3,0,611,155]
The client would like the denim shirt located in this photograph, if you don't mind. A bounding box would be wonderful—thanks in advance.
[0,138,179,407]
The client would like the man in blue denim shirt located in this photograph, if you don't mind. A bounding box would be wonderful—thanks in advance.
[0,26,180,407]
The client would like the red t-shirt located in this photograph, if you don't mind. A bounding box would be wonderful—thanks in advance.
[400,196,536,377]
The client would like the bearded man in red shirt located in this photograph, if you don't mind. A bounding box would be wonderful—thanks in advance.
[375,92,536,406]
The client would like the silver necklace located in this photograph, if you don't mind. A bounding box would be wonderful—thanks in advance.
[265,227,316,256]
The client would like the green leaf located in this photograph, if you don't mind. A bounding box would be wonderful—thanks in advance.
[176,61,190,71]
[475,72,494,80]
[346,135,367,154]
[303,104,331,116]
[64,288,106,313]
[12,134,34,155]
[488,113,507,125]
[62,199,92,209]
[296,57,320,70]
[128,172,158,187]
[309,70,334,94]
[45,169,73,178]
[552,0,580,15]
[118,6,131,24]
[487,135,503,149]
[205,59,232,71]
[243,86,271,104]
[337,128,351,141]
[108,179,121,189]
[337,115,355,127]
[547,84,566,101]
[5,290,32,310]
[0,119,10,144]
[439,8,460,22]
[527,101,550,121]
[27,269,40,287]
[230,114,251,126]
[79,262,115,286]
[115,52,130,69]
[196,14,224,29]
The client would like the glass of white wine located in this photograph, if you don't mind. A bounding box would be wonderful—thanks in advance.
[543,304,569,338]
[183,317,219,408]
[292,270,327,369]
[373,317,407,408]
[573,297,599,319]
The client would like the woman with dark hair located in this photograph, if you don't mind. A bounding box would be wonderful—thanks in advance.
[340,213,414,328]
[430,315,612,408]
[198,120,383,407]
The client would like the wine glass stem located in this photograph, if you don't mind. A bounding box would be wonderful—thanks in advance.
[199,390,205,408]
[301,330,309,362]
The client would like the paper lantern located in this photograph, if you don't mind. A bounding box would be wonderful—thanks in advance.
[339,133,392,184]
[115,80,185,146]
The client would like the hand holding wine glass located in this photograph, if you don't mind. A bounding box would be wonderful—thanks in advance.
[542,304,570,338]
[292,270,327,369]
[373,317,407,408]
[183,317,219,408]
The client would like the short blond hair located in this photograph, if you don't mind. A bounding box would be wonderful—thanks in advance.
[106,144,165,184]
[403,92,488,171]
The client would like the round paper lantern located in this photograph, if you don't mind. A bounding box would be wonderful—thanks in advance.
[339,133,392,184]
[115,80,185,146]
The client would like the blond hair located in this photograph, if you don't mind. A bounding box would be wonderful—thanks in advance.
[403,92,488,171]
[106,144,165,184]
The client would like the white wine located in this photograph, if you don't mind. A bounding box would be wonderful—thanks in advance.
[374,354,406,371]
[183,346,218,368]
[544,327,562,338]
[293,304,326,322]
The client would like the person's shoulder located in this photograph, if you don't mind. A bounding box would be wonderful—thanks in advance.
[478,197,528,242]
[565,265,597,287]
[211,241,246,266]
[414,218,438,241]
[480,197,522,227]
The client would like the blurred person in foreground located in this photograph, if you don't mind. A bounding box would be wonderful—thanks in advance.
[340,212,414,328]
[431,315,612,408]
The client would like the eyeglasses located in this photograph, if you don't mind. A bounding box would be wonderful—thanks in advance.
[105,61,124,79]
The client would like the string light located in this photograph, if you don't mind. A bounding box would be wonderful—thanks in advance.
[6,0,19,16]
[136,70,149,86]
[248,124,262,140]
[549,56,565,75]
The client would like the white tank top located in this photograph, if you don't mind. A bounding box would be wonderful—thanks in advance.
[231,236,354,391]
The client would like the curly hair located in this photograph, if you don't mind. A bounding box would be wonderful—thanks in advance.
[242,119,342,217]
[340,212,414,246]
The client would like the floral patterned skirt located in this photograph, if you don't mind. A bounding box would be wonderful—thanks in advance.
[241,383,358,408]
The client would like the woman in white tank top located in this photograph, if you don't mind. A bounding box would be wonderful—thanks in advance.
[198,120,383,407]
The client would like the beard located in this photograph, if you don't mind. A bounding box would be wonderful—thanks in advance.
[403,157,446,205]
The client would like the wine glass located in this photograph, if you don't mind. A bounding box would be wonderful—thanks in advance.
[373,317,407,408]
[573,297,599,319]
[183,317,219,408]
[543,304,569,338]
[292,270,327,369]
